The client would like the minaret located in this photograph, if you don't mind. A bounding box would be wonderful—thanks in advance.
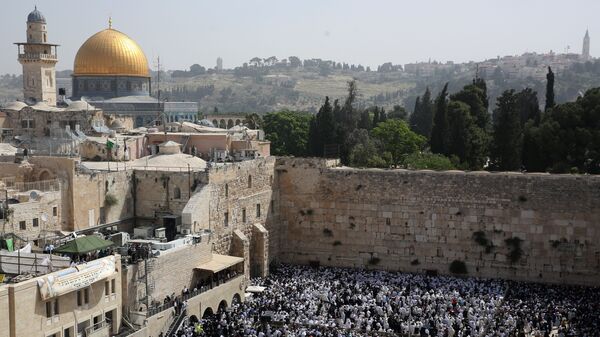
[14,7,59,106]
[582,29,590,61]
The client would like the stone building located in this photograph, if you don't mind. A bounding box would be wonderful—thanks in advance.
[0,255,122,337]
[14,7,59,106]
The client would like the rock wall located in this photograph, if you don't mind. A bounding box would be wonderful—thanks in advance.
[276,158,600,286]
[208,157,279,275]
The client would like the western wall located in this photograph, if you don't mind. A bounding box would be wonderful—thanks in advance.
[274,158,600,286]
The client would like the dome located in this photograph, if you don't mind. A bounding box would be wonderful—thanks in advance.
[27,6,46,23]
[2,101,28,111]
[66,100,95,111]
[73,28,149,77]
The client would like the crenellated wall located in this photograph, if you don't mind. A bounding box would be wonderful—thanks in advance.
[275,157,600,286]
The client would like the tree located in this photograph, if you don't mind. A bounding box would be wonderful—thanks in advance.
[403,152,455,170]
[249,57,262,67]
[516,88,541,125]
[346,129,389,168]
[445,101,474,165]
[372,119,426,167]
[491,90,523,170]
[430,83,449,155]
[545,67,555,111]
[358,109,372,130]
[288,56,302,68]
[389,105,408,120]
[308,96,337,156]
[244,113,263,129]
[372,109,380,127]
[409,87,434,137]
[263,111,311,156]
[450,82,489,129]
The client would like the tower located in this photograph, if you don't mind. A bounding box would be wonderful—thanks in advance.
[216,57,223,72]
[582,29,590,61]
[15,7,59,106]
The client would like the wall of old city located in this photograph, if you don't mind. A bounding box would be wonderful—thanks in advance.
[276,158,600,286]
[207,157,278,275]
[134,170,208,221]
[72,169,134,231]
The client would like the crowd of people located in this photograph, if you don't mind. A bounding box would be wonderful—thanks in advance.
[177,264,599,337]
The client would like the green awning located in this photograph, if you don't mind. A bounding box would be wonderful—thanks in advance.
[54,236,114,254]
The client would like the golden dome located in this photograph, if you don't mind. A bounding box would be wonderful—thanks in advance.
[73,28,149,77]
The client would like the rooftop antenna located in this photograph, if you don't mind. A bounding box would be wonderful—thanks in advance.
[154,56,166,136]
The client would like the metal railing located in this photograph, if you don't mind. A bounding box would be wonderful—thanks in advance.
[2,178,60,193]
[18,53,57,60]
[84,320,109,337]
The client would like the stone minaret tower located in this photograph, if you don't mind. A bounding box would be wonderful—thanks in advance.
[582,29,591,61]
[15,7,59,106]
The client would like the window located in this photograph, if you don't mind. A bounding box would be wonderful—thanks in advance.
[173,186,181,199]
[385,218,391,226]
[53,206,57,216]
[225,184,228,198]
[111,279,116,294]
[224,212,229,227]
[33,218,39,227]
[248,175,252,188]
[19,221,26,230]
[77,288,89,306]
[21,119,35,129]
[46,299,59,317]
[105,281,110,296]
[242,208,246,223]
[256,204,261,218]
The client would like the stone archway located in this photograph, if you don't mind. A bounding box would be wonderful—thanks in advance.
[202,307,214,318]
[227,119,234,129]
[38,169,53,181]
[212,119,218,127]
[189,315,199,324]
[219,119,226,129]
[232,293,241,306]
[235,119,241,126]
[217,300,228,313]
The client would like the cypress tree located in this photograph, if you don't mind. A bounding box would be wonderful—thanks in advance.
[410,88,434,138]
[358,109,372,130]
[545,67,555,111]
[430,83,449,155]
[372,109,380,127]
[491,90,523,170]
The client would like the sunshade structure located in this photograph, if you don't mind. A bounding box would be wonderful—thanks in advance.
[54,236,114,255]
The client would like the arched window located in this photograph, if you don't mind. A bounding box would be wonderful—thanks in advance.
[43,33,46,43]
[174,186,181,199]
[248,175,252,188]
[225,183,228,197]
[227,119,234,129]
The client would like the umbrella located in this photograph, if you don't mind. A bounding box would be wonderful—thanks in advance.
[54,236,114,254]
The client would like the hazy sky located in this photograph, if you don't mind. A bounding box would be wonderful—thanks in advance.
[1,0,598,74]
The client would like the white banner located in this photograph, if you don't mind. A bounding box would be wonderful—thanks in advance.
[37,256,115,301]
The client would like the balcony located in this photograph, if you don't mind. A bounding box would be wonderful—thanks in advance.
[85,320,110,337]
[18,53,57,61]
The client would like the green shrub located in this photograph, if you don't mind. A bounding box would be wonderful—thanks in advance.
[449,260,468,274]
[368,256,381,265]
[104,193,118,207]
[505,237,524,263]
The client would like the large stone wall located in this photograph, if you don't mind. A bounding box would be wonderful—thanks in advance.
[207,157,279,275]
[276,158,600,286]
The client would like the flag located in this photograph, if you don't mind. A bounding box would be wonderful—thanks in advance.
[106,139,114,150]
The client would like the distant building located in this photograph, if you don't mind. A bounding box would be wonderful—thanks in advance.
[216,57,223,71]
[582,29,591,61]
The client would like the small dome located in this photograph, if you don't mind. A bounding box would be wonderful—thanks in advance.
[2,101,28,111]
[110,120,124,129]
[27,6,46,24]
[66,100,94,111]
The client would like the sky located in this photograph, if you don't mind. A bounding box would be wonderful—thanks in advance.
[0,0,598,74]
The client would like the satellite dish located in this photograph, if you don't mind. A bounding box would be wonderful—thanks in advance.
[29,191,39,200]
[41,213,48,222]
